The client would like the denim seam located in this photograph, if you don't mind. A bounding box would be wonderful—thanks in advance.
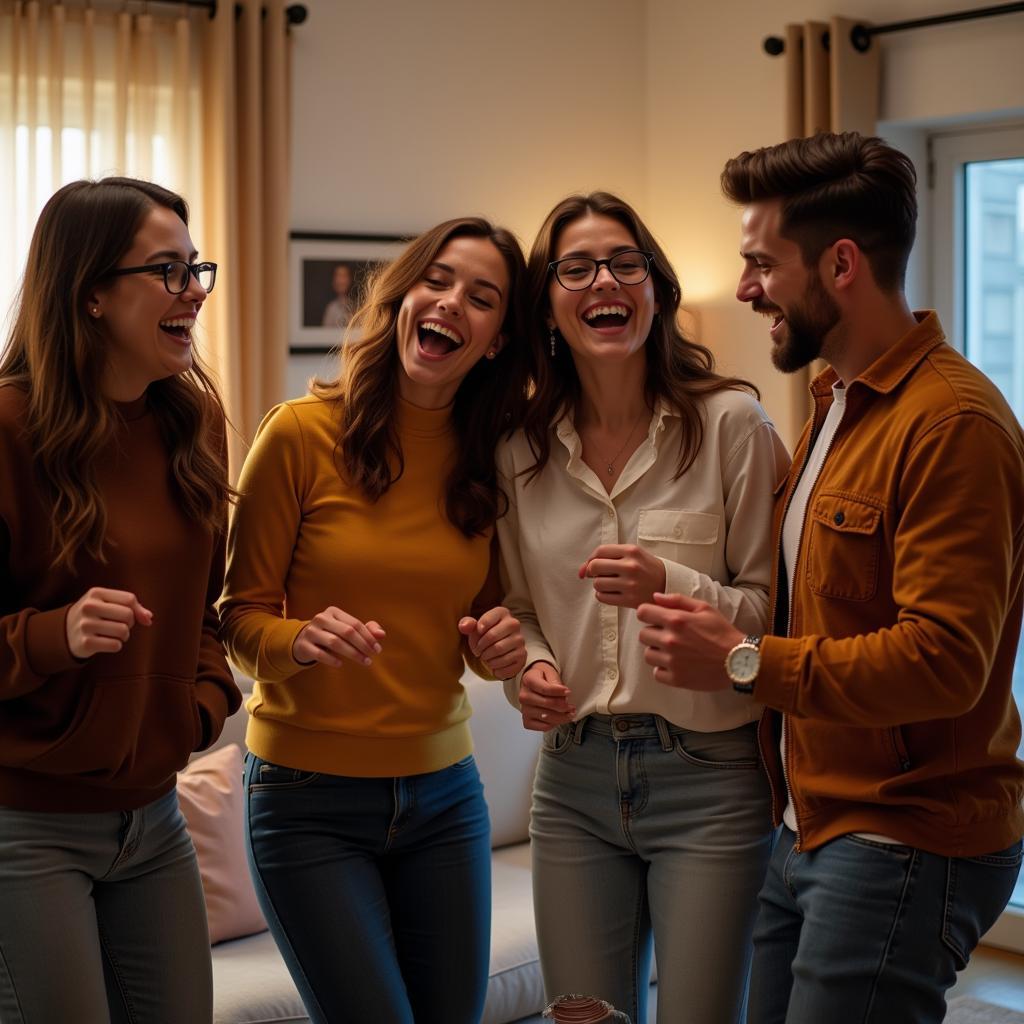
[244,777,330,1024]
[98,922,138,1024]
[862,846,920,1022]
[629,868,647,1024]
[0,939,27,1024]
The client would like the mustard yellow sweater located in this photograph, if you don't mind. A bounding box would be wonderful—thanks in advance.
[219,394,494,776]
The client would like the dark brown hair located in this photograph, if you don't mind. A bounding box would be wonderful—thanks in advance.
[0,177,231,571]
[720,131,917,291]
[523,191,756,479]
[312,217,529,537]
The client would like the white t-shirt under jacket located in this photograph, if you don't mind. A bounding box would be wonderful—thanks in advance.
[496,389,790,732]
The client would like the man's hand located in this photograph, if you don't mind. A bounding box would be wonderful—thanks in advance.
[518,661,575,732]
[579,544,666,609]
[636,593,744,690]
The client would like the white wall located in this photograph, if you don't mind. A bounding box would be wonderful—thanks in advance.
[645,0,1024,445]
[291,0,649,245]
[289,1,1024,439]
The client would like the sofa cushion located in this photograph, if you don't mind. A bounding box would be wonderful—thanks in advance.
[463,671,541,849]
[178,743,268,945]
[212,929,308,1024]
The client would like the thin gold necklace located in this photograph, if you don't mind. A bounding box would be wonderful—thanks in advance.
[584,407,649,476]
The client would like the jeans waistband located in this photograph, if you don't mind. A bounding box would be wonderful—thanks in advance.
[559,714,757,753]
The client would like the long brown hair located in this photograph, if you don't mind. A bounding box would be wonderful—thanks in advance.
[312,218,529,537]
[0,177,231,570]
[523,191,756,479]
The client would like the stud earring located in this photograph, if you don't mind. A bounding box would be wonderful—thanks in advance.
[486,349,496,360]
[91,307,99,316]
[549,327,556,357]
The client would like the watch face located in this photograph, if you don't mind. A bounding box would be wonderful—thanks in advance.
[729,645,760,683]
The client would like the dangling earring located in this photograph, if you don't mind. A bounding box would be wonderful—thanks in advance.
[549,327,556,357]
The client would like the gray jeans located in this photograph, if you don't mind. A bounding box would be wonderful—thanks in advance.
[531,714,773,1024]
[0,789,212,1024]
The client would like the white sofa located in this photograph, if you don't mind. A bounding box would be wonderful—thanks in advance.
[206,671,657,1024]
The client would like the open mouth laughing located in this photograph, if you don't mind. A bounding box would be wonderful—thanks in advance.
[582,302,632,331]
[159,317,195,344]
[416,318,464,360]
[753,301,786,339]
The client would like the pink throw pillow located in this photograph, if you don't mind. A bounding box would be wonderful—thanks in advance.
[177,743,268,944]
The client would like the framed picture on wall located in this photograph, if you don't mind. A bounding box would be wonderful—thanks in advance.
[289,231,409,353]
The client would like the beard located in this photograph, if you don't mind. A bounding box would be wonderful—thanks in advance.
[760,275,841,374]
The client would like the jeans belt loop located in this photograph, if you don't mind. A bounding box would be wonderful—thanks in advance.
[572,716,588,745]
[654,714,673,752]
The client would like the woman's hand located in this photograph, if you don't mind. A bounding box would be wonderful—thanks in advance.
[293,607,386,668]
[459,606,527,679]
[579,544,667,609]
[65,587,153,658]
[518,660,575,732]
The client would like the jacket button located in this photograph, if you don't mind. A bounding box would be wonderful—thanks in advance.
[833,511,845,525]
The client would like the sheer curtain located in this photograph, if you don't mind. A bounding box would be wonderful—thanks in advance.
[780,15,880,418]
[0,0,290,469]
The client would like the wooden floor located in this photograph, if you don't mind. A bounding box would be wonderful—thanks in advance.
[951,943,1024,1011]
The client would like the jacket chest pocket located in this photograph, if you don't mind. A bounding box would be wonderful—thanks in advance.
[637,509,720,576]
[805,492,884,602]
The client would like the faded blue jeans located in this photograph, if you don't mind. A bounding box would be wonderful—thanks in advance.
[749,826,1024,1024]
[244,751,492,1024]
[0,789,212,1023]
[530,714,773,1024]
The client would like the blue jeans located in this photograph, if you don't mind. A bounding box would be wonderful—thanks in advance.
[0,789,211,1023]
[244,752,492,1024]
[749,826,1024,1024]
[530,715,773,1024]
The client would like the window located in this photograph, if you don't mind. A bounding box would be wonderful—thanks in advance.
[931,122,1024,952]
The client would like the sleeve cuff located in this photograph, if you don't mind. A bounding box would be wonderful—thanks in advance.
[755,635,800,713]
[660,558,701,598]
[24,605,79,676]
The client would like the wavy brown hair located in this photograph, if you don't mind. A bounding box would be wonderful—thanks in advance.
[720,131,917,292]
[0,177,231,570]
[312,218,529,537]
[523,191,757,479]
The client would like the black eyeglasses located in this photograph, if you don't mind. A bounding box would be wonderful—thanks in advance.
[549,250,655,291]
[109,260,217,295]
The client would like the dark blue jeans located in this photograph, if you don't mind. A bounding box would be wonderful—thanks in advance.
[749,826,1023,1024]
[243,752,491,1024]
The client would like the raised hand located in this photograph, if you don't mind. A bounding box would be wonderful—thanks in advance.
[579,543,667,609]
[293,607,386,668]
[458,606,527,680]
[65,587,153,658]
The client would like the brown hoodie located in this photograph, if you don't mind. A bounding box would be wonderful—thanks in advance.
[0,384,240,811]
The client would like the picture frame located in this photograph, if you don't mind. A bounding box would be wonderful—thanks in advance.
[289,231,409,353]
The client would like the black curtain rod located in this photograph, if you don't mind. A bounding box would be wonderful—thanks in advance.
[763,1,1024,55]
[138,1,308,25]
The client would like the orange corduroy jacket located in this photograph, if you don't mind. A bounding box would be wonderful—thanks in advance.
[756,312,1024,857]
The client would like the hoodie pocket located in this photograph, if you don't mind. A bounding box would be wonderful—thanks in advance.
[23,675,201,787]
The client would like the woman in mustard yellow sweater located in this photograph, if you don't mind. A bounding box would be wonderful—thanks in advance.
[220,217,530,1024]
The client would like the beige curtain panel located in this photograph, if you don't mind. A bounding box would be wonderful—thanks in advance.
[780,15,881,420]
[0,0,290,473]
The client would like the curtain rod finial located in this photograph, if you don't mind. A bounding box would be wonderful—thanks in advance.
[763,35,785,56]
[286,4,308,25]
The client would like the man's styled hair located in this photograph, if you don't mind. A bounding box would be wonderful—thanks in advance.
[721,131,918,292]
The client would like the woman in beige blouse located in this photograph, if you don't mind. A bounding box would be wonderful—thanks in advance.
[496,192,789,1024]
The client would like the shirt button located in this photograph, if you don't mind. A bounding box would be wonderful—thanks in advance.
[608,668,618,681]
[672,525,682,537]
[606,631,616,641]
[607,509,616,519]
[833,511,845,525]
